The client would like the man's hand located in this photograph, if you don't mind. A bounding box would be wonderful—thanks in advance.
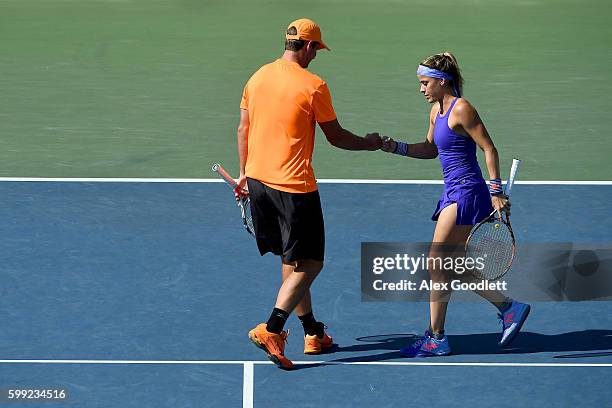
[381,136,397,153]
[365,132,382,150]
[234,174,249,201]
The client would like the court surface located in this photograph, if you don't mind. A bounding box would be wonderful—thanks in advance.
[1,180,610,407]
[2,0,611,406]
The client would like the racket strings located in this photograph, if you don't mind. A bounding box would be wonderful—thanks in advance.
[240,197,255,234]
[466,220,514,280]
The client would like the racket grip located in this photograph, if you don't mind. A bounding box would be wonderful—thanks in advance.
[504,158,521,197]
[212,163,238,188]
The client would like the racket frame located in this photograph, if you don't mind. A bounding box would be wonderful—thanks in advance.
[212,163,255,236]
[465,158,521,280]
[465,210,516,280]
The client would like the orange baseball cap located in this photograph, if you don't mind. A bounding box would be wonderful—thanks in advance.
[285,18,330,51]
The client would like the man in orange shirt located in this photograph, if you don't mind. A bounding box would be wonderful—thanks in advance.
[235,18,381,369]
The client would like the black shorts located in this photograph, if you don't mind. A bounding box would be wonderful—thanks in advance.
[246,178,324,263]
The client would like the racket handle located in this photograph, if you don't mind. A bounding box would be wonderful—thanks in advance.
[505,158,521,197]
[212,163,238,188]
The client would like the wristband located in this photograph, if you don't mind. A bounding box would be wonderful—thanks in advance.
[393,141,409,156]
[489,178,503,196]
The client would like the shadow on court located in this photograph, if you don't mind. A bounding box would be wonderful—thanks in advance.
[302,330,612,364]
[451,330,612,357]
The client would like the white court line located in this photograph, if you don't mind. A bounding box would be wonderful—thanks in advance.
[3,360,607,408]
[0,177,223,183]
[0,360,609,367]
[318,180,612,185]
[0,178,611,185]
[243,362,254,408]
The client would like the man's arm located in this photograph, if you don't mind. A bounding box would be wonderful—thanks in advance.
[235,108,249,195]
[318,119,381,151]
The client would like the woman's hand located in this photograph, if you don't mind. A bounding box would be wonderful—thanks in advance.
[491,194,511,218]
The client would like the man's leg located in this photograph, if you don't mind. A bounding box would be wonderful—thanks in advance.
[282,262,312,316]
[280,260,332,354]
[281,262,321,337]
[248,184,329,367]
[275,259,322,313]
[266,259,322,333]
[282,261,326,330]
[249,259,322,369]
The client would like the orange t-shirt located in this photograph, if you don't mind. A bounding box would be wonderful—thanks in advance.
[240,59,337,193]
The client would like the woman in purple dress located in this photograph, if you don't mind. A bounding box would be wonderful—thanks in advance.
[382,52,530,357]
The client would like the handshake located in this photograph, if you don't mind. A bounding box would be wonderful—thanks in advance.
[365,133,397,153]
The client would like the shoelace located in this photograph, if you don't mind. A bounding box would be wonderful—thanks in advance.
[267,330,290,355]
[497,313,509,329]
[411,336,426,349]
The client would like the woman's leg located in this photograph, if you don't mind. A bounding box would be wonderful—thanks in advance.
[429,204,472,334]
[431,205,512,325]
[426,203,529,350]
[459,273,510,308]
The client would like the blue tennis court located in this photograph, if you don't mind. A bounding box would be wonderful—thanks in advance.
[0,180,610,407]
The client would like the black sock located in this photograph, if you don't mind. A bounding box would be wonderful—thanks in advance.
[298,312,324,337]
[497,298,513,314]
[266,308,289,334]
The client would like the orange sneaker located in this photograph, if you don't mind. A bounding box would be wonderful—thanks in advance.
[304,332,334,355]
[248,323,294,369]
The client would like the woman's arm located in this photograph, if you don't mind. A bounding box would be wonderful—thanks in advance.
[451,101,500,179]
[452,100,510,215]
[381,108,438,159]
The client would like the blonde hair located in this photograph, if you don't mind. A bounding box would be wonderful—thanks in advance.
[420,52,464,96]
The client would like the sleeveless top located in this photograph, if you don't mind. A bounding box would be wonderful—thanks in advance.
[433,98,484,187]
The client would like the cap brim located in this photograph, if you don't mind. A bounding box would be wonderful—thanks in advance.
[317,41,330,51]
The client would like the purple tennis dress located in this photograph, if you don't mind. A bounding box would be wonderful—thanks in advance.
[431,98,493,225]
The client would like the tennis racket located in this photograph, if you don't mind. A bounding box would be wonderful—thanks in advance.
[465,158,521,281]
[212,163,255,237]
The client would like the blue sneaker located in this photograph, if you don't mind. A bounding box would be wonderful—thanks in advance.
[400,331,451,357]
[499,301,531,347]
